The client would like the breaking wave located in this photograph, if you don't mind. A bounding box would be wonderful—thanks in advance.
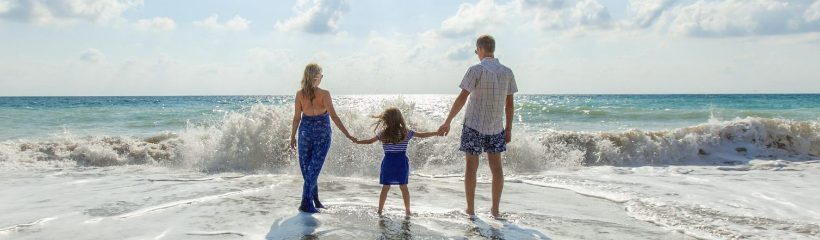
[1,103,818,175]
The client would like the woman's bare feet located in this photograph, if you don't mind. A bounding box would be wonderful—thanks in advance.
[377,209,383,216]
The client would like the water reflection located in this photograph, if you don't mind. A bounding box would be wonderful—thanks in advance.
[466,217,551,240]
[378,216,412,240]
[266,212,321,240]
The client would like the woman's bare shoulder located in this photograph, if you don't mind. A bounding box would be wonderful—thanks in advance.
[316,88,331,97]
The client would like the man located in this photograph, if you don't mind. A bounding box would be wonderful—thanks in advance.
[438,34,517,218]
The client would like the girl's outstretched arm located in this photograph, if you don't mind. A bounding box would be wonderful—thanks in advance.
[354,136,378,144]
[413,131,439,138]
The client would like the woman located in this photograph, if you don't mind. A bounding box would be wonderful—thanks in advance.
[290,63,356,213]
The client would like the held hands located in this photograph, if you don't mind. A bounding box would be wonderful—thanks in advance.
[345,133,358,142]
[437,122,451,136]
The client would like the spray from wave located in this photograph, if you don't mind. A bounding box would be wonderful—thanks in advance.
[1,101,818,175]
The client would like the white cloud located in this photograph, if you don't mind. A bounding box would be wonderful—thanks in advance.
[276,0,349,34]
[193,14,250,31]
[247,48,293,62]
[245,48,296,83]
[446,43,475,61]
[134,17,175,32]
[806,0,820,22]
[628,0,676,28]
[519,0,566,10]
[518,0,611,30]
[667,0,820,37]
[0,0,143,25]
[508,0,820,38]
[0,0,13,14]
[79,48,104,63]
[439,0,510,38]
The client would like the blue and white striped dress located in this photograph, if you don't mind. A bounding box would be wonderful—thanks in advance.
[379,131,414,185]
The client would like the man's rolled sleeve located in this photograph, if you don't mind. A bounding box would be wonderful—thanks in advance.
[507,71,518,95]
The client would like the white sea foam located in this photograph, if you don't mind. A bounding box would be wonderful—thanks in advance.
[2,96,819,239]
[1,103,817,175]
[511,162,820,239]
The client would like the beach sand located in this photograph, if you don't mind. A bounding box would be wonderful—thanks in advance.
[3,160,819,239]
[0,166,696,240]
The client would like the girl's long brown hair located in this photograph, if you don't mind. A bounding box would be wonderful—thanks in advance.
[373,108,408,144]
[301,63,322,100]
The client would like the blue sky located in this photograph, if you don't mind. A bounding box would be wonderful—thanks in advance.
[1,0,819,95]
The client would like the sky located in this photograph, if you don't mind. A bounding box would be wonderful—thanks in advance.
[1,0,819,96]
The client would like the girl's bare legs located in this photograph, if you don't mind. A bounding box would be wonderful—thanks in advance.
[399,184,411,216]
[378,185,390,215]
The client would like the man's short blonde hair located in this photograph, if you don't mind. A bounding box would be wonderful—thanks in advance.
[476,35,495,53]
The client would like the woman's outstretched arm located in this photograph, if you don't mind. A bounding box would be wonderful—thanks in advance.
[290,91,303,150]
[324,91,356,141]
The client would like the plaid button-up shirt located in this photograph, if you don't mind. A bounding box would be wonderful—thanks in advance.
[459,57,518,135]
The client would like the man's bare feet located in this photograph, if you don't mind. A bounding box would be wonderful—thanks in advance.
[465,209,477,219]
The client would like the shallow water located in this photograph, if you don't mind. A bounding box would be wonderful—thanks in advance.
[2,163,818,239]
[1,95,819,239]
[0,167,696,240]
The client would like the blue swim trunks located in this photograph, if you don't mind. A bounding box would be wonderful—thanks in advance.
[459,125,506,155]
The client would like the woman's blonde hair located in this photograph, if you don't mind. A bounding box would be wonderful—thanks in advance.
[373,108,408,144]
[301,63,322,100]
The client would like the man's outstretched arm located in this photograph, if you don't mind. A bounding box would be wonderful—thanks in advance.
[438,89,471,136]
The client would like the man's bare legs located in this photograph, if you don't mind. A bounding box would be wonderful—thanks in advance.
[464,154,480,216]
[488,153,504,218]
[464,153,504,218]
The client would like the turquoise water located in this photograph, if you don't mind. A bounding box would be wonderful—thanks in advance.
[0,95,818,140]
[2,95,818,240]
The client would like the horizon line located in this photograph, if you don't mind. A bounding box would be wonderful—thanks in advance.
[1,93,819,97]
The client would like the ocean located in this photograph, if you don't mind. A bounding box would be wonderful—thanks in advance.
[1,94,819,239]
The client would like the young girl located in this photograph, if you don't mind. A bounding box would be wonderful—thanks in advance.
[354,108,438,217]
